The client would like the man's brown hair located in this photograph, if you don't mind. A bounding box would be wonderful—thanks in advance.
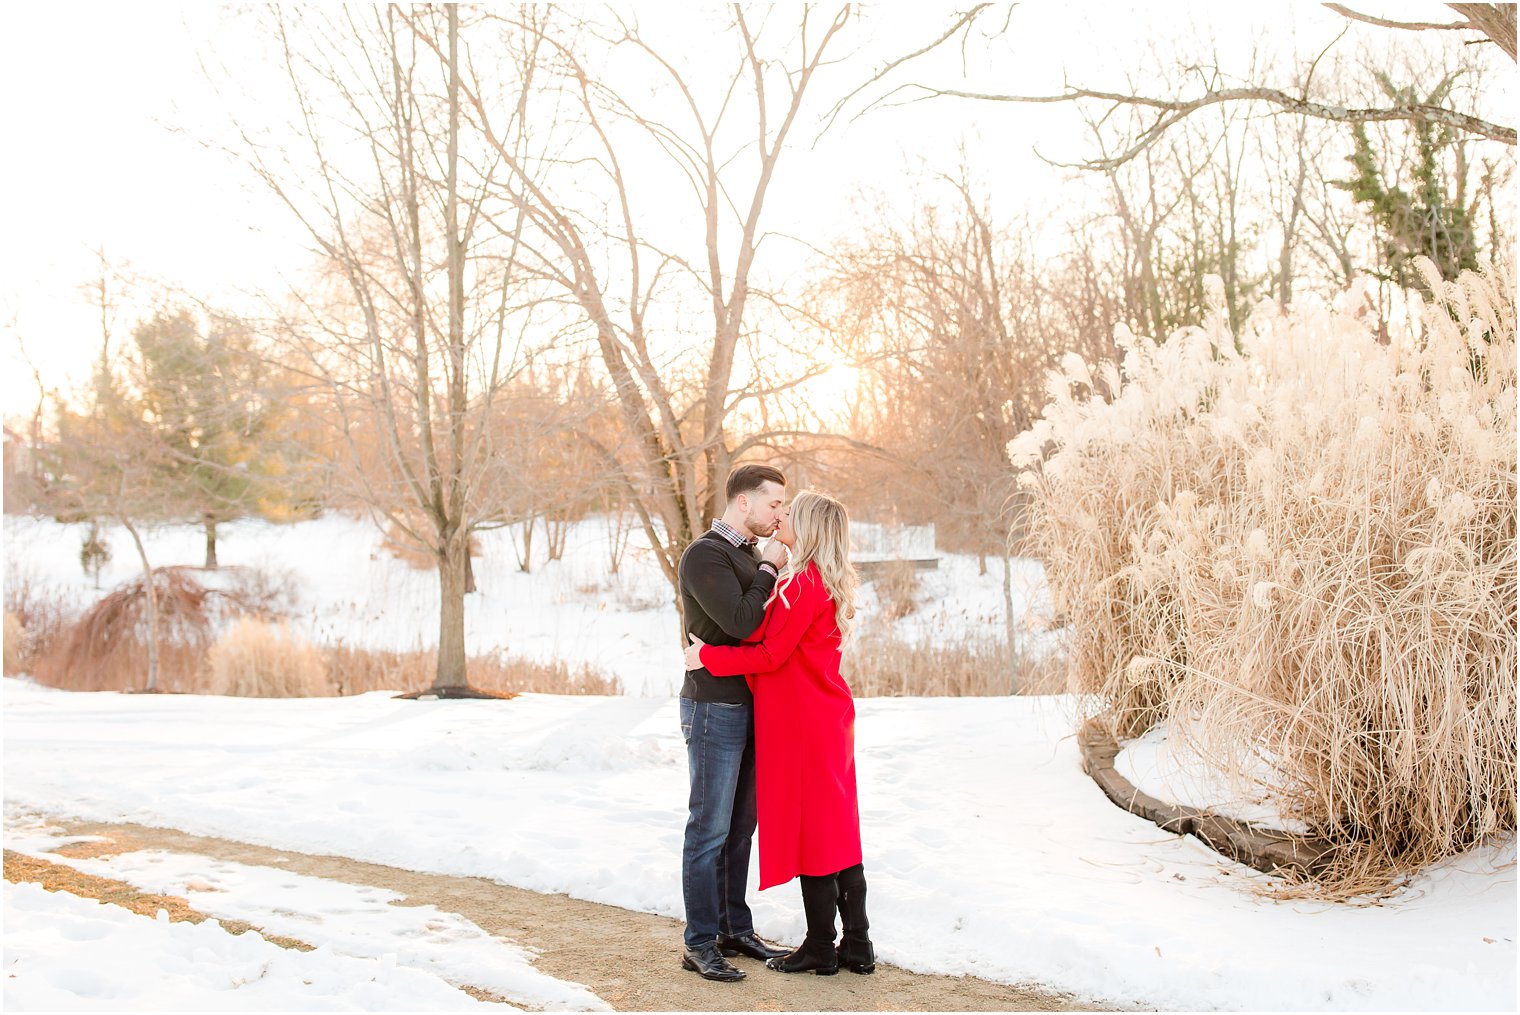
[726,464,786,502]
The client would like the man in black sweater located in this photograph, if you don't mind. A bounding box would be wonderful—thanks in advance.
[676,464,791,982]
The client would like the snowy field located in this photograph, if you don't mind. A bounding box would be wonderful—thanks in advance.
[2,513,1049,697]
[3,513,1516,1011]
[4,682,1514,1012]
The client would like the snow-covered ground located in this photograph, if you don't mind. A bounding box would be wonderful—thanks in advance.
[2,513,1050,697]
[3,681,1514,1011]
[4,816,605,1012]
[3,878,522,1011]
[3,513,1515,1011]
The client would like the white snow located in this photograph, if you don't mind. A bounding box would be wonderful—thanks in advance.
[3,512,1514,1011]
[4,820,606,1012]
[1116,721,1310,833]
[2,879,516,1011]
[3,680,1514,1012]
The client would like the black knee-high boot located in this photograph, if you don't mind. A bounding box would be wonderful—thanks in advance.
[835,863,875,974]
[766,874,840,974]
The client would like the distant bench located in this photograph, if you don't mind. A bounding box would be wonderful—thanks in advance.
[851,522,940,578]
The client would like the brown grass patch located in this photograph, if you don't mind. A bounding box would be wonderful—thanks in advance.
[325,644,622,696]
[3,849,313,951]
[458,985,512,1004]
[848,627,1067,696]
[14,557,622,698]
[51,835,143,860]
[869,560,922,620]
[4,575,71,675]
[206,618,332,697]
[3,610,24,674]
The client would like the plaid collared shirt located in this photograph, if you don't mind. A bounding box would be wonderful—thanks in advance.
[709,517,756,548]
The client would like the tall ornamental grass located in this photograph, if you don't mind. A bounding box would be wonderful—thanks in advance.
[1010,261,1516,896]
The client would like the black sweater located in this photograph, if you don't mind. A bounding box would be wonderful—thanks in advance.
[678,530,778,703]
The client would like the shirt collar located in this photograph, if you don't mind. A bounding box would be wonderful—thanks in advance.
[710,518,756,548]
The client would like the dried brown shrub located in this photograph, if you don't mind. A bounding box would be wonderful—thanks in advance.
[32,569,212,692]
[30,567,266,692]
[206,618,332,697]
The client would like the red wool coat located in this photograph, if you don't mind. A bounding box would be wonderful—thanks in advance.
[699,562,863,890]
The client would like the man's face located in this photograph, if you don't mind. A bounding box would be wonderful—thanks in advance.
[738,481,787,540]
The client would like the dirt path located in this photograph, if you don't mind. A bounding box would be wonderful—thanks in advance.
[12,816,1117,1012]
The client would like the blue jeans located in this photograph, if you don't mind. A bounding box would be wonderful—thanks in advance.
[679,697,757,949]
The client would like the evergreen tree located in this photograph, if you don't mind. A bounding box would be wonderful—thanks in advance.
[1335,73,1483,293]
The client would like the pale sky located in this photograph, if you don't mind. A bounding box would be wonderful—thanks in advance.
[2,2,1509,421]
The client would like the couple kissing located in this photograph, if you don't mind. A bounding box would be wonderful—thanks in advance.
[676,464,873,982]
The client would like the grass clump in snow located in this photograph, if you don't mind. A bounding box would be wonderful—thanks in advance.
[4,573,70,677]
[1010,260,1516,897]
[207,618,331,697]
[869,559,922,620]
[322,643,622,696]
[848,624,1066,696]
[3,611,24,674]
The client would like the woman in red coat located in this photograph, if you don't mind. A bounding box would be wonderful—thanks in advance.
[684,490,874,977]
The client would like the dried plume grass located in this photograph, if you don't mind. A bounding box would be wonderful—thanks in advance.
[1011,261,1517,897]
[206,618,332,697]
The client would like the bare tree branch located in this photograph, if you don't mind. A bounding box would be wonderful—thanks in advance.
[1324,4,1473,32]
[882,83,1514,168]
[1324,2,1516,61]
[816,4,993,139]
[1447,3,1518,59]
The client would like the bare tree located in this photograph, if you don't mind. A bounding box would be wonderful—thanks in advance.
[812,177,1116,667]
[227,6,554,695]
[44,340,188,691]
[864,3,1514,169]
[427,5,983,610]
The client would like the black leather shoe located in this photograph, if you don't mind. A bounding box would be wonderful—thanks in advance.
[766,938,839,975]
[717,931,789,961]
[681,943,746,982]
[836,933,876,974]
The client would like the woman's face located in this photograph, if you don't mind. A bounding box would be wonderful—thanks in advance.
[774,502,796,548]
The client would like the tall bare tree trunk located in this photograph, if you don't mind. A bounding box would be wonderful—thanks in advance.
[432,2,469,694]
[435,529,469,690]
[204,517,219,569]
[122,518,160,692]
[1001,550,1018,695]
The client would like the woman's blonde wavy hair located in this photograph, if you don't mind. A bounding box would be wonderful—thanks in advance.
[767,490,859,645]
